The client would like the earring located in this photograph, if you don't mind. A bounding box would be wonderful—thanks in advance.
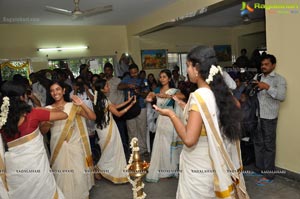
[195,73,198,77]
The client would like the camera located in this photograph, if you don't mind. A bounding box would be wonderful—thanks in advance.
[243,80,259,97]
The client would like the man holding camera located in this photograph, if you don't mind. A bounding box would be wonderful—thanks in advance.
[118,63,150,156]
[254,54,287,185]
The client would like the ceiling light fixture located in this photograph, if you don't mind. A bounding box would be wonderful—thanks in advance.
[38,46,88,52]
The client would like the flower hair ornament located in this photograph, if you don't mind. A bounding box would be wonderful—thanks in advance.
[93,90,98,105]
[0,97,10,129]
[205,65,223,84]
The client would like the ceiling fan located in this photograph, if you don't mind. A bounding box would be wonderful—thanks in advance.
[45,0,113,19]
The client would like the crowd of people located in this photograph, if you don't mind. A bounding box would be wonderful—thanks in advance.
[0,46,286,199]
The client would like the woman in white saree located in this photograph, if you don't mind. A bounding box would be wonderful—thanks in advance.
[0,135,9,199]
[153,47,249,199]
[145,69,185,182]
[93,79,136,184]
[0,80,68,199]
[41,81,96,199]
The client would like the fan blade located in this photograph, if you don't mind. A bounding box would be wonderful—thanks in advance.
[45,6,73,16]
[82,5,112,17]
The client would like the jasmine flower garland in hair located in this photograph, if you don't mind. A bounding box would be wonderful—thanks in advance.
[0,97,10,129]
[93,91,98,105]
[205,65,223,84]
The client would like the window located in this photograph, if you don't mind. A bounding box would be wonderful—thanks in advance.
[167,53,187,76]
[0,60,32,81]
[48,56,115,77]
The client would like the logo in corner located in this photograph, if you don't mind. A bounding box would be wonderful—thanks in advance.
[240,1,254,16]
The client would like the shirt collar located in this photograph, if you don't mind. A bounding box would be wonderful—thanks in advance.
[264,70,276,77]
[269,70,276,77]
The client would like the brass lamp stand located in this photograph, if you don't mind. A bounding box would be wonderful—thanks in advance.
[127,138,150,199]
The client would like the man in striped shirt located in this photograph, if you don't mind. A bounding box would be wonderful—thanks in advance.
[254,54,287,185]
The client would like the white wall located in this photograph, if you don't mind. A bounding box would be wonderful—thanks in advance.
[0,25,128,71]
[265,0,300,173]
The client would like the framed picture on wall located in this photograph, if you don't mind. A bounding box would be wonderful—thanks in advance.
[213,45,232,62]
[141,49,167,69]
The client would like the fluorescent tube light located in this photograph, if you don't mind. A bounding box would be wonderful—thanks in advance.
[38,46,88,52]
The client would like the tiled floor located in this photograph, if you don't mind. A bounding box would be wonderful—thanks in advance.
[90,166,300,199]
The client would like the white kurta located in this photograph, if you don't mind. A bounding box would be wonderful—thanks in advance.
[49,103,94,199]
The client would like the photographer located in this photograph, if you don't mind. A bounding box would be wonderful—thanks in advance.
[72,76,94,102]
[70,76,96,145]
[253,54,287,186]
[237,74,261,166]
[118,63,150,156]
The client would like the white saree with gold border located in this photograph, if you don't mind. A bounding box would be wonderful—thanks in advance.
[177,88,248,199]
[49,103,94,199]
[5,128,64,199]
[95,100,128,184]
[0,135,9,199]
[146,88,183,182]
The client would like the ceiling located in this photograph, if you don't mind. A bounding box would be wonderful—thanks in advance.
[0,0,177,26]
[180,0,265,27]
[0,0,265,28]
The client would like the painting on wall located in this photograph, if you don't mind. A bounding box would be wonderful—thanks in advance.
[141,49,167,69]
[213,45,232,62]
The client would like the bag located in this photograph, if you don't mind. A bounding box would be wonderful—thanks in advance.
[116,99,141,120]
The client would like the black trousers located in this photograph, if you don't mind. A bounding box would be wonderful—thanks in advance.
[115,118,129,159]
[254,118,278,180]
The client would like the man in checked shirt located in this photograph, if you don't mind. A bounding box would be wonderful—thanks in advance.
[253,54,287,186]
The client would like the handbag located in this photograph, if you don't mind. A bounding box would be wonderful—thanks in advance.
[116,98,141,120]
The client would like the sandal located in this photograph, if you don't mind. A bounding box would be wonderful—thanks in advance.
[244,171,263,177]
[256,177,273,186]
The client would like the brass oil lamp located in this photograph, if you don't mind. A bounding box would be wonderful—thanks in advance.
[128,139,150,198]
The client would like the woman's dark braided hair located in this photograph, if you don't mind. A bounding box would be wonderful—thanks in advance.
[187,46,242,141]
[93,79,110,130]
[0,80,32,139]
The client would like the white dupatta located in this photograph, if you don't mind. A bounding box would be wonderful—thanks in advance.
[189,91,249,199]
